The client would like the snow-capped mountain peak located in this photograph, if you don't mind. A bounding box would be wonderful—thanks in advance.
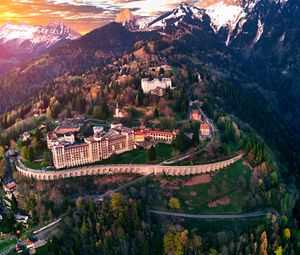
[0,22,80,47]
[147,3,205,29]
[203,1,246,32]
[0,22,81,74]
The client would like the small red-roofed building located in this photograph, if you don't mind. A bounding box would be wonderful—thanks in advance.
[25,241,34,249]
[144,129,177,144]
[200,123,211,137]
[54,127,80,135]
[134,130,145,143]
[191,110,202,122]
[16,244,22,253]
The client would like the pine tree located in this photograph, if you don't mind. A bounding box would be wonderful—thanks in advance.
[192,123,200,146]
[11,193,18,212]
[92,106,102,119]
[148,146,156,162]
[27,146,35,162]
[154,108,159,118]
[46,106,52,121]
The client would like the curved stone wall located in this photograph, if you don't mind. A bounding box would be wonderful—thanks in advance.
[15,154,244,181]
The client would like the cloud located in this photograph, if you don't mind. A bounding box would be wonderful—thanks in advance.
[0,0,198,34]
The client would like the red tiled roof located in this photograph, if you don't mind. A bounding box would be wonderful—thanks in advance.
[55,127,80,135]
[135,131,145,136]
[200,123,210,130]
[145,129,175,136]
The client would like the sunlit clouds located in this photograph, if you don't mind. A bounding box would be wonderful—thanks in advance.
[0,0,198,34]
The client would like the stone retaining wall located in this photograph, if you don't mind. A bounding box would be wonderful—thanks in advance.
[15,154,244,181]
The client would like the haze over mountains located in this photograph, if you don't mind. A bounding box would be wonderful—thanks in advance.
[0,22,80,74]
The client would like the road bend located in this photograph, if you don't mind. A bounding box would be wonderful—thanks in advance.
[148,209,279,219]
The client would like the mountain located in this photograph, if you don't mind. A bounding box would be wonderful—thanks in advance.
[0,22,159,114]
[146,3,206,30]
[197,0,243,8]
[115,9,136,24]
[0,22,80,74]
[0,1,299,170]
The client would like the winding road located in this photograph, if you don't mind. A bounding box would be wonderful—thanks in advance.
[148,209,279,219]
[162,101,215,165]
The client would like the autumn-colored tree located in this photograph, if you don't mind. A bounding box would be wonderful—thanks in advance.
[283,228,291,241]
[21,146,27,160]
[46,106,52,121]
[0,146,4,159]
[208,248,218,255]
[163,230,188,255]
[260,231,268,255]
[168,197,180,210]
[110,193,123,211]
[274,246,283,255]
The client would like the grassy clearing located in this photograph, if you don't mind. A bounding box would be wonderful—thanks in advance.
[0,239,16,252]
[89,143,173,165]
[127,160,253,214]
[168,161,251,214]
[21,160,49,170]
[35,242,51,255]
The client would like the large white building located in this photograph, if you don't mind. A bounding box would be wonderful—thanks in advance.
[141,78,173,94]
[48,124,135,169]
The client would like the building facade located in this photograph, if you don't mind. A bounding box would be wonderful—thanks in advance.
[134,128,177,144]
[49,125,135,169]
[113,103,126,118]
[190,109,202,122]
[200,123,211,137]
[141,78,172,94]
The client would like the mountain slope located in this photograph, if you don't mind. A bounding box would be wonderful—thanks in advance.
[0,22,159,114]
[0,22,80,74]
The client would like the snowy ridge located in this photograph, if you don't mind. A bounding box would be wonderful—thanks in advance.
[135,17,157,30]
[252,18,264,45]
[147,3,205,29]
[205,2,246,32]
[0,22,80,48]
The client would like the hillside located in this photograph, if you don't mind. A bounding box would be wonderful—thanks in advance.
[0,22,80,74]
[1,2,300,254]
[0,1,299,172]
[0,22,159,114]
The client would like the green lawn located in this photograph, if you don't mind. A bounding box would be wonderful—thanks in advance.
[21,159,49,170]
[9,242,51,255]
[0,239,16,252]
[127,160,253,214]
[172,160,252,214]
[35,242,51,255]
[96,143,173,165]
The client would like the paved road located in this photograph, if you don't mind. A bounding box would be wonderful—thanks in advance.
[0,219,61,255]
[162,102,215,165]
[148,209,278,219]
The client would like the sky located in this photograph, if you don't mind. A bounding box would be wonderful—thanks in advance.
[0,0,199,34]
